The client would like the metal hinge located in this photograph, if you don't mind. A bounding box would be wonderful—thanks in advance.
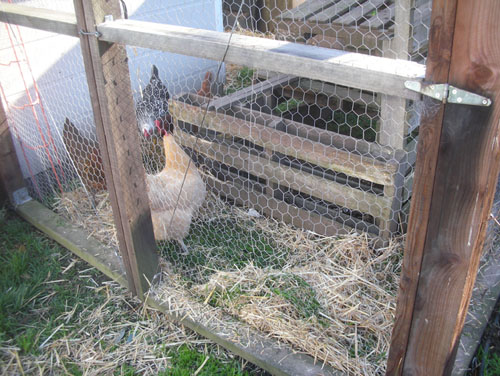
[405,81,491,106]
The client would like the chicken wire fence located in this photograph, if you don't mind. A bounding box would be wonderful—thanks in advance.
[1,0,434,374]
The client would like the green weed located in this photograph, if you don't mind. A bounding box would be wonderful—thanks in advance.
[274,98,304,114]
[264,273,325,323]
[226,67,255,95]
[160,344,250,376]
[327,111,377,141]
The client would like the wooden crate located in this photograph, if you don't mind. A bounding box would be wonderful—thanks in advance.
[170,81,408,240]
[276,0,431,61]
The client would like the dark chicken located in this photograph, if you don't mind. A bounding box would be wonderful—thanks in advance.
[62,118,106,195]
[136,65,173,138]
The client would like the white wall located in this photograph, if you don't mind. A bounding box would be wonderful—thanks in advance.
[0,0,223,185]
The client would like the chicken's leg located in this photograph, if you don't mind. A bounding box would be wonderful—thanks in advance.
[178,239,189,255]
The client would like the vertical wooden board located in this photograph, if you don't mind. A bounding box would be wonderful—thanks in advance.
[73,0,158,298]
[387,0,459,374]
[403,1,500,374]
[0,101,25,204]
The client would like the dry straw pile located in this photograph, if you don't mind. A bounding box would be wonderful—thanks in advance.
[55,188,403,375]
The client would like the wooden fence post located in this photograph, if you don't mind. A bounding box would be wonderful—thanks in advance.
[0,99,25,204]
[387,1,500,374]
[73,0,158,298]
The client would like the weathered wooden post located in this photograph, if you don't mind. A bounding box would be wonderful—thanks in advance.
[387,1,500,374]
[73,0,158,298]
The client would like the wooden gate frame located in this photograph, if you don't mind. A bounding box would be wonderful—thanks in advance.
[1,1,499,374]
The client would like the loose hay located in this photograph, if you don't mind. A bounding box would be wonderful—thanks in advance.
[55,188,404,375]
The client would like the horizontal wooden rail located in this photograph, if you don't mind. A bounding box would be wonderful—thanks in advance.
[176,130,391,219]
[171,101,398,185]
[0,3,425,99]
[0,3,77,37]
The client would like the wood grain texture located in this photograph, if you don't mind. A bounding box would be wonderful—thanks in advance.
[176,130,391,219]
[0,3,78,37]
[386,0,459,374]
[172,101,398,185]
[74,0,158,298]
[403,1,500,374]
[0,100,25,204]
[97,19,424,100]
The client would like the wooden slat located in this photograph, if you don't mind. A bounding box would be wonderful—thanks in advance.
[0,3,78,37]
[206,173,354,238]
[209,74,295,110]
[402,1,500,374]
[228,103,397,161]
[0,3,424,99]
[0,100,25,204]
[176,130,391,219]
[308,0,360,23]
[279,0,331,21]
[171,101,398,185]
[16,199,128,288]
[360,5,394,29]
[96,19,424,100]
[386,0,458,373]
[334,0,387,26]
[73,0,158,298]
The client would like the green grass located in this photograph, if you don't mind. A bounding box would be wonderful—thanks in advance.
[0,209,107,354]
[159,344,251,376]
[0,208,266,375]
[476,345,500,376]
[160,217,288,283]
[264,273,325,323]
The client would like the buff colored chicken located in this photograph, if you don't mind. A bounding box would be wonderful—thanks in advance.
[147,131,206,252]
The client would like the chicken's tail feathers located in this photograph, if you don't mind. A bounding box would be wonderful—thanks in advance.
[63,117,78,135]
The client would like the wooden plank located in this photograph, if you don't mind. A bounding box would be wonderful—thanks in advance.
[296,78,379,108]
[73,0,158,298]
[176,130,391,219]
[16,199,128,288]
[276,18,387,52]
[334,0,387,26]
[0,3,424,99]
[308,0,360,23]
[360,5,394,29]
[402,1,500,374]
[378,0,411,149]
[0,100,25,204]
[96,19,425,100]
[209,74,295,110]
[279,0,331,21]
[386,0,459,373]
[171,101,398,185]
[206,173,354,238]
[0,3,78,37]
[227,103,397,161]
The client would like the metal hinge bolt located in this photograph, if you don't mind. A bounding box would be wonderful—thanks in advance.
[405,81,491,106]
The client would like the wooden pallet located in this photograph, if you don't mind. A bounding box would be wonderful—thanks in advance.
[276,0,431,150]
[170,83,408,240]
[276,0,431,61]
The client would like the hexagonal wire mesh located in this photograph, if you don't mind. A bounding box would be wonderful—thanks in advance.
[0,0,435,374]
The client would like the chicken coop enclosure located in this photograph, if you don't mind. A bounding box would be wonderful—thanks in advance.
[1,1,499,375]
